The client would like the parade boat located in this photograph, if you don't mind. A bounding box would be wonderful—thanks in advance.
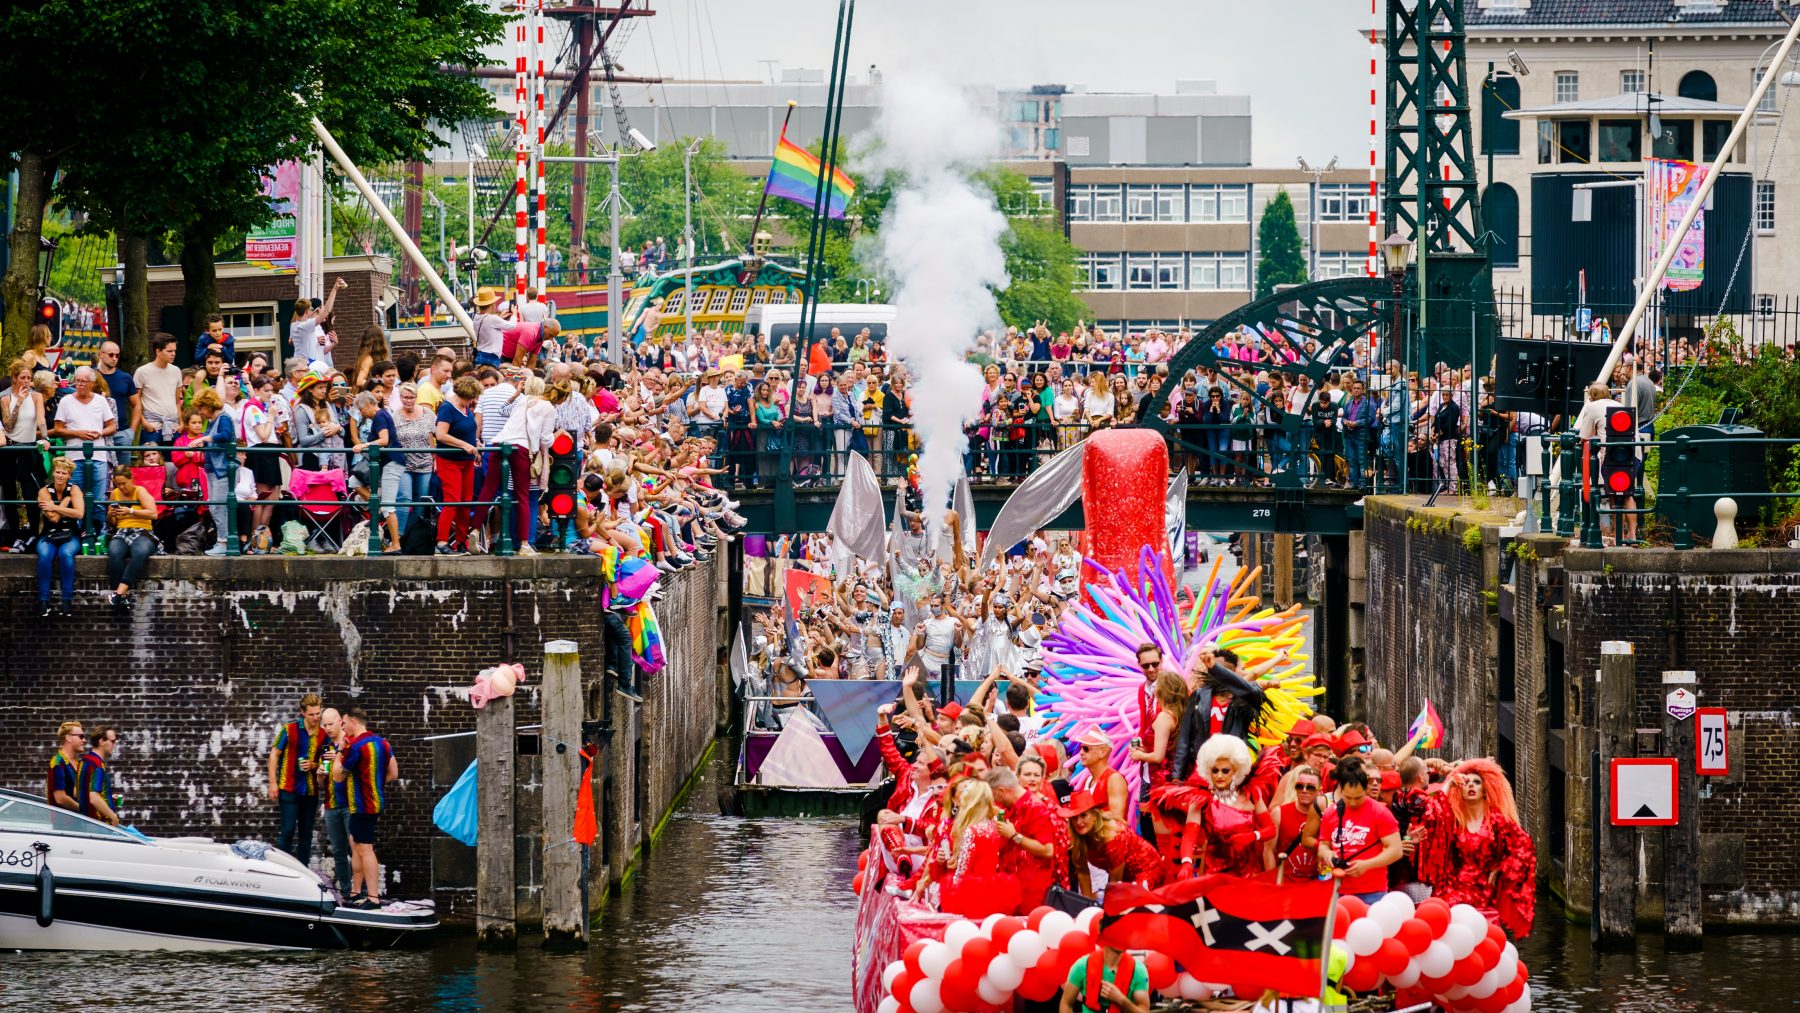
[0,789,435,951]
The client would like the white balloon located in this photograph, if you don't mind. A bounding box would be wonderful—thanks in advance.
[1370,891,1416,931]
[1469,965,1503,999]
[1007,929,1046,967]
[1037,910,1076,947]
[1494,944,1519,986]
[944,920,981,951]
[878,997,900,1013]
[980,913,1005,933]
[1418,940,1455,979]
[882,961,904,994]
[986,954,1025,992]
[910,978,944,1013]
[1177,974,1210,1000]
[1450,904,1490,938]
[1443,984,1469,1000]
[1074,906,1102,933]
[1503,988,1532,1013]
[976,977,1009,1006]
[1345,918,1385,957]
[1387,958,1422,989]
[919,941,954,980]
[1440,923,1478,961]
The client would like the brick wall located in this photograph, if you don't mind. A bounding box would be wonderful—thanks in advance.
[1506,533,1567,863]
[1361,497,1507,759]
[0,554,720,915]
[1562,547,1800,925]
[146,258,390,374]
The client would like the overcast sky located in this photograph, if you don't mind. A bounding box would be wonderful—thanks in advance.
[598,0,1370,165]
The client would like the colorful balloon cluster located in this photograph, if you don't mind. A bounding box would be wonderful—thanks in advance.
[1034,546,1323,796]
[877,906,1100,1013]
[1334,893,1533,1013]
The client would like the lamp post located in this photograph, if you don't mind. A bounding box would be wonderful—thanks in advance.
[1380,231,1415,493]
[1297,155,1340,279]
[683,138,703,345]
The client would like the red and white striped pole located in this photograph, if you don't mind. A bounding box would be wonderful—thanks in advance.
[513,0,530,307]
[532,0,548,297]
[1368,0,1381,358]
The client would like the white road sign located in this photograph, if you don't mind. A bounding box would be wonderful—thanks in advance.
[1611,758,1679,826]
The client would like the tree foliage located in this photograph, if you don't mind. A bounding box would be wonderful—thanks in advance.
[1256,188,1308,299]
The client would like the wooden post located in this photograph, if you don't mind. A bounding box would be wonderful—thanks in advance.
[475,692,516,948]
[1661,669,1702,948]
[1595,640,1638,947]
[541,639,587,947]
[1273,534,1294,607]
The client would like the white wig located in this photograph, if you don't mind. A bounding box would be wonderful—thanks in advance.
[1195,733,1255,789]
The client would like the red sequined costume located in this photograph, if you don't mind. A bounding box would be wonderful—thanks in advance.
[873,730,943,882]
[1415,787,1537,938]
[1085,828,1171,888]
[1001,789,1070,911]
[1147,779,1272,878]
[938,822,1023,919]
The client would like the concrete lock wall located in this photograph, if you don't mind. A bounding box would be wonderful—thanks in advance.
[0,555,721,925]
[1358,496,1800,927]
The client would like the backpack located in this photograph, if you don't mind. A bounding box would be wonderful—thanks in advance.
[401,501,438,555]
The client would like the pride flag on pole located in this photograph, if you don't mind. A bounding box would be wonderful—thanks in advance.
[763,125,855,219]
[1409,699,1446,749]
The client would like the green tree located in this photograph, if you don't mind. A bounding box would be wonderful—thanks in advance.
[1256,188,1308,299]
[615,137,763,257]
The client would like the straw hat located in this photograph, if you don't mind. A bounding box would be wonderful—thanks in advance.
[474,286,503,309]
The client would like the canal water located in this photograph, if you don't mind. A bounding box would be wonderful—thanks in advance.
[3,756,1795,1011]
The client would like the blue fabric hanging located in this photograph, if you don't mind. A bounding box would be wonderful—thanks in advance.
[433,760,479,846]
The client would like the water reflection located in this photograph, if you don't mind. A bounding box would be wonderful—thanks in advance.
[3,759,1794,1012]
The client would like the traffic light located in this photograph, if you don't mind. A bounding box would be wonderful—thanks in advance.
[1599,405,1638,498]
[546,431,579,519]
[35,297,62,344]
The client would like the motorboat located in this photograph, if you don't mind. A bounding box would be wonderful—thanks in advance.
[0,788,435,951]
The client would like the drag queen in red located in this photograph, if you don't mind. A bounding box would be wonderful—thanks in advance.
[1414,758,1536,938]
[1147,732,1273,877]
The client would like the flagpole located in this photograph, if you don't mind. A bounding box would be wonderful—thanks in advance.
[1317,877,1342,1004]
[749,100,797,250]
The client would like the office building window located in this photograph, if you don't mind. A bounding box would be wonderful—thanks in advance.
[1126,185,1158,222]
[1652,118,1694,161]
[1091,184,1123,222]
[1313,252,1365,280]
[1621,70,1646,94]
[1190,184,1249,223]
[1125,254,1159,290]
[1028,177,1055,214]
[1557,120,1591,163]
[1483,74,1521,155]
[1066,184,1093,222]
[1757,68,1778,112]
[1598,119,1641,162]
[1554,72,1578,103]
[1756,294,1776,319]
[1189,253,1249,291]
[1702,119,1732,161]
[221,307,278,360]
[1081,253,1123,290]
[1155,184,1186,222]
[1678,71,1717,102]
[1756,181,1776,233]
[1153,252,1185,290]
[1316,183,1374,222]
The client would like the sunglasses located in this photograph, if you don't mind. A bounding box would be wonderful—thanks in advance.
[1295,783,1320,792]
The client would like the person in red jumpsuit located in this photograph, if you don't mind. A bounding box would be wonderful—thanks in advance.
[1063,790,1171,892]
[1414,758,1536,938]
[986,766,1069,912]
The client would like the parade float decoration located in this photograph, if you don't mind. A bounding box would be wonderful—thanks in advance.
[871,894,1532,1013]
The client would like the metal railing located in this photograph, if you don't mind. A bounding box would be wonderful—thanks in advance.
[0,441,533,558]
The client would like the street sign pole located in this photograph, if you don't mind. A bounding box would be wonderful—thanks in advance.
[1662,670,1702,947]
[1596,640,1637,947]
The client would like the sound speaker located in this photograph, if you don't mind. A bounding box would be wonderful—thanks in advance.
[1494,337,1613,417]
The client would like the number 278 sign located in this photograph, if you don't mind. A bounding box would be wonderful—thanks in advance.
[1696,708,1729,776]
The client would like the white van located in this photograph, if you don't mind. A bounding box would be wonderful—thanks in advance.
[743,303,897,345]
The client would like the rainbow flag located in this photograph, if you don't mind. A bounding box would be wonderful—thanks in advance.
[626,601,667,674]
[764,125,855,219]
[1408,700,1446,749]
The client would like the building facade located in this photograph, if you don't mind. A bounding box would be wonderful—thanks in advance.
[1466,0,1798,318]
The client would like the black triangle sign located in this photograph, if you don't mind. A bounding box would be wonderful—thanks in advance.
[1632,803,1659,818]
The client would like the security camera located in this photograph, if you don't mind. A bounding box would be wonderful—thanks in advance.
[1507,49,1531,78]
[627,127,657,152]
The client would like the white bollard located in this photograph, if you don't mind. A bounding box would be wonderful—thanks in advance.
[1711,497,1739,549]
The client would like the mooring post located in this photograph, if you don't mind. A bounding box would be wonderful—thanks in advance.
[475,692,516,948]
[541,639,587,947]
[1273,534,1294,607]
[1596,640,1638,947]
[1662,669,1703,948]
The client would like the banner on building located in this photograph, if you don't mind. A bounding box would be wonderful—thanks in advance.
[246,160,301,274]
[1647,158,1707,292]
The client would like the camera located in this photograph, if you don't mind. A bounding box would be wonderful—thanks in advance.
[1330,856,1351,870]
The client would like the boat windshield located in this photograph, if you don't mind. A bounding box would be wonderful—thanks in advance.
[0,793,143,842]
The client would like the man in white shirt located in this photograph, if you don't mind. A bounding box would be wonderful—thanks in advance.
[690,368,727,441]
[521,288,551,324]
[1573,381,1637,544]
[52,366,119,505]
[133,333,185,443]
[290,278,346,363]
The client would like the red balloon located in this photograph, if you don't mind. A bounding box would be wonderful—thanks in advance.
[1419,973,1455,994]
[1342,958,1382,993]
[1415,898,1452,936]
[1472,938,1503,971]
[1486,921,1507,948]
[939,958,980,1012]
[1018,964,1061,1002]
[1396,917,1433,955]
[904,941,930,979]
[1475,992,1509,1013]
[991,916,1026,952]
[1373,938,1411,977]
[891,969,917,1002]
[1500,973,1526,1004]
[859,849,870,870]
[1026,907,1052,930]
[1143,951,1178,990]
[1451,956,1487,988]
[961,937,996,971]
[1337,895,1371,924]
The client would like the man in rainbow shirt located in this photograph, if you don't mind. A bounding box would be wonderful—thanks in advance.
[333,707,397,909]
[266,693,325,865]
[46,721,85,812]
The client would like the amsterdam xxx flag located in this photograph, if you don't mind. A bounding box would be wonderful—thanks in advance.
[1099,875,1335,997]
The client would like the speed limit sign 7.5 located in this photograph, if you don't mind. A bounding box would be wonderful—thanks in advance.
[1696,708,1729,776]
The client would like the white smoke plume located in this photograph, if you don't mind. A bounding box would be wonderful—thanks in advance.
[855,70,1008,534]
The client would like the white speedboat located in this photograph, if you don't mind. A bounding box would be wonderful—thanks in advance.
[0,788,435,951]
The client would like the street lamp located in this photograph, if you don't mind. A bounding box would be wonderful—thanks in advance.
[1379,231,1415,279]
[1379,231,1415,493]
[1298,155,1340,279]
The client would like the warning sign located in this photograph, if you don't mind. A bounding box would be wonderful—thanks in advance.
[1611,758,1679,826]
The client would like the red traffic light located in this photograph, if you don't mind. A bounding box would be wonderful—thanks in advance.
[1606,407,1634,434]
[1605,469,1633,494]
[547,491,577,517]
[550,432,575,456]
[38,303,55,320]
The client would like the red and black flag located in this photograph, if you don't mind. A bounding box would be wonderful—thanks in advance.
[1098,875,1335,998]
